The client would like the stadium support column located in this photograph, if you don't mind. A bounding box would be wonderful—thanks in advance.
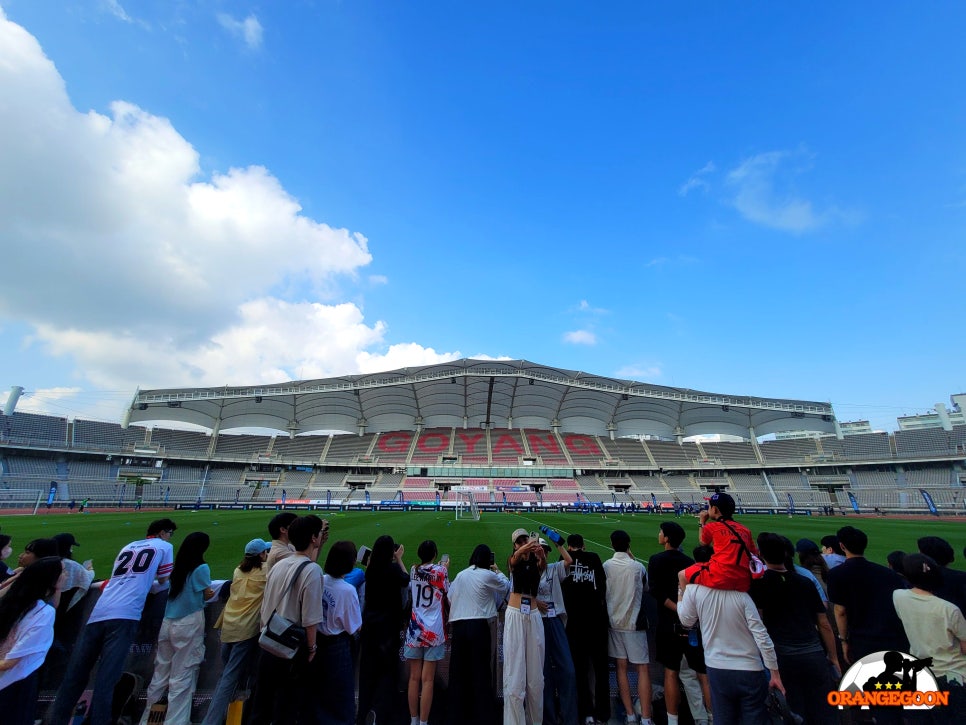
[607,422,617,441]
[833,419,844,440]
[936,404,954,432]
[3,386,23,416]
[358,418,368,437]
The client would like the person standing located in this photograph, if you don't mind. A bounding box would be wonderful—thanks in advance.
[535,531,575,725]
[504,529,548,725]
[827,525,908,665]
[356,534,409,725]
[447,544,510,725]
[405,540,449,725]
[250,515,326,725]
[648,522,710,725]
[139,532,213,725]
[750,533,838,725]
[201,539,270,725]
[317,540,363,725]
[561,533,609,725]
[0,557,65,725]
[47,519,176,725]
[893,553,966,723]
[677,581,783,725]
[265,512,298,570]
[603,530,654,725]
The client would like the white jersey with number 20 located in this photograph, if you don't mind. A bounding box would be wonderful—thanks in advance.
[88,537,174,623]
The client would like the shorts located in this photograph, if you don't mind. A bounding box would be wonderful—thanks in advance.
[608,629,649,665]
[655,626,706,673]
[404,643,446,662]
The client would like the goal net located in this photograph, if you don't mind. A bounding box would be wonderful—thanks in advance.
[0,488,46,514]
[454,491,481,521]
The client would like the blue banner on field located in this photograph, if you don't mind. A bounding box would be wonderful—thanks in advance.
[651,492,658,508]
[786,492,795,514]
[919,488,939,516]
[47,482,57,506]
[847,491,860,513]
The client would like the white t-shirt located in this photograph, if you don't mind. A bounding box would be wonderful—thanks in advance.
[0,601,55,690]
[320,574,362,636]
[893,589,966,683]
[448,566,510,622]
[406,563,448,648]
[89,537,174,623]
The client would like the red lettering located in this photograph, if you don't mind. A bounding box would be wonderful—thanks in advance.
[456,432,484,453]
[565,434,601,456]
[378,431,412,453]
[528,433,561,456]
[417,432,448,453]
[493,434,523,455]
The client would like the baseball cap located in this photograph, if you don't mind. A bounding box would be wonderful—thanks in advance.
[538,538,550,550]
[245,539,272,555]
[706,492,735,517]
[54,533,80,547]
[511,528,529,543]
[795,538,820,554]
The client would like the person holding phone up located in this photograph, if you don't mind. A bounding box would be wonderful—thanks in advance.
[447,544,510,725]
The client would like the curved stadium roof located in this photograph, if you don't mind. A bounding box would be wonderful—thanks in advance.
[125,359,838,441]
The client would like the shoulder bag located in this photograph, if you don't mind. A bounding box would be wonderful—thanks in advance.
[258,560,312,659]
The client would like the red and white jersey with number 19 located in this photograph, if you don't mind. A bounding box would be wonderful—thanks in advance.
[405,563,448,648]
[88,537,175,623]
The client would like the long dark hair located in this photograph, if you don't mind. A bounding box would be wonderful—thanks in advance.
[366,535,397,581]
[469,544,492,568]
[169,532,210,600]
[238,553,265,573]
[0,557,62,642]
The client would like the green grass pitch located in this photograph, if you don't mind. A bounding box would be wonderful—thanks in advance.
[2,509,965,580]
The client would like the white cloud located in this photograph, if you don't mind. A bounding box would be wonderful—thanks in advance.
[368,274,389,286]
[679,161,716,196]
[576,300,608,315]
[724,149,851,233]
[615,364,662,380]
[102,0,132,23]
[0,11,456,400]
[217,13,263,51]
[563,330,597,345]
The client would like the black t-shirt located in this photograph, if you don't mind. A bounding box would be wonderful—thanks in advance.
[827,557,909,655]
[936,567,966,616]
[364,560,410,619]
[750,569,825,656]
[648,548,694,629]
[562,549,607,617]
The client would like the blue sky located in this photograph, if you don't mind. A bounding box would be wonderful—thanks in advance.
[0,1,964,432]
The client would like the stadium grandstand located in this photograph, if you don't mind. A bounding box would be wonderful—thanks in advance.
[2,359,964,514]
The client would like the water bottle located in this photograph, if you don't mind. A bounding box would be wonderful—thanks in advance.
[688,627,700,647]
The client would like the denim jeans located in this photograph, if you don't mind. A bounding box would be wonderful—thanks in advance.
[542,616,578,725]
[46,618,139,725]
[705,665,770,725]
[313,633,355,725]
[200,637,259,725]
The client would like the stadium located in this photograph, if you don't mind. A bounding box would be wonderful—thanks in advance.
[3,360,966,725]
[1,359,965,516]
[0,360,966,514]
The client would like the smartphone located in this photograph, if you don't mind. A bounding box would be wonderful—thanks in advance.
[440,554,450,565]
[529,531,538,542]
[490,552,496,566]
[357,545,371,566]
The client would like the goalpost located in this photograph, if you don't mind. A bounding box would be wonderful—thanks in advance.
[454,490,481,521]
[0,489,46,514]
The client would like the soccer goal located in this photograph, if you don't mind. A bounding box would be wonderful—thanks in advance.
[454,490,481,521]
[0,488,46,514]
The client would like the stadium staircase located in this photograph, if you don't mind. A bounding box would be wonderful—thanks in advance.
[639,440,659,467]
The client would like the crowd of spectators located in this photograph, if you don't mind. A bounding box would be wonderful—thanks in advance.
[0,495,964,725]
